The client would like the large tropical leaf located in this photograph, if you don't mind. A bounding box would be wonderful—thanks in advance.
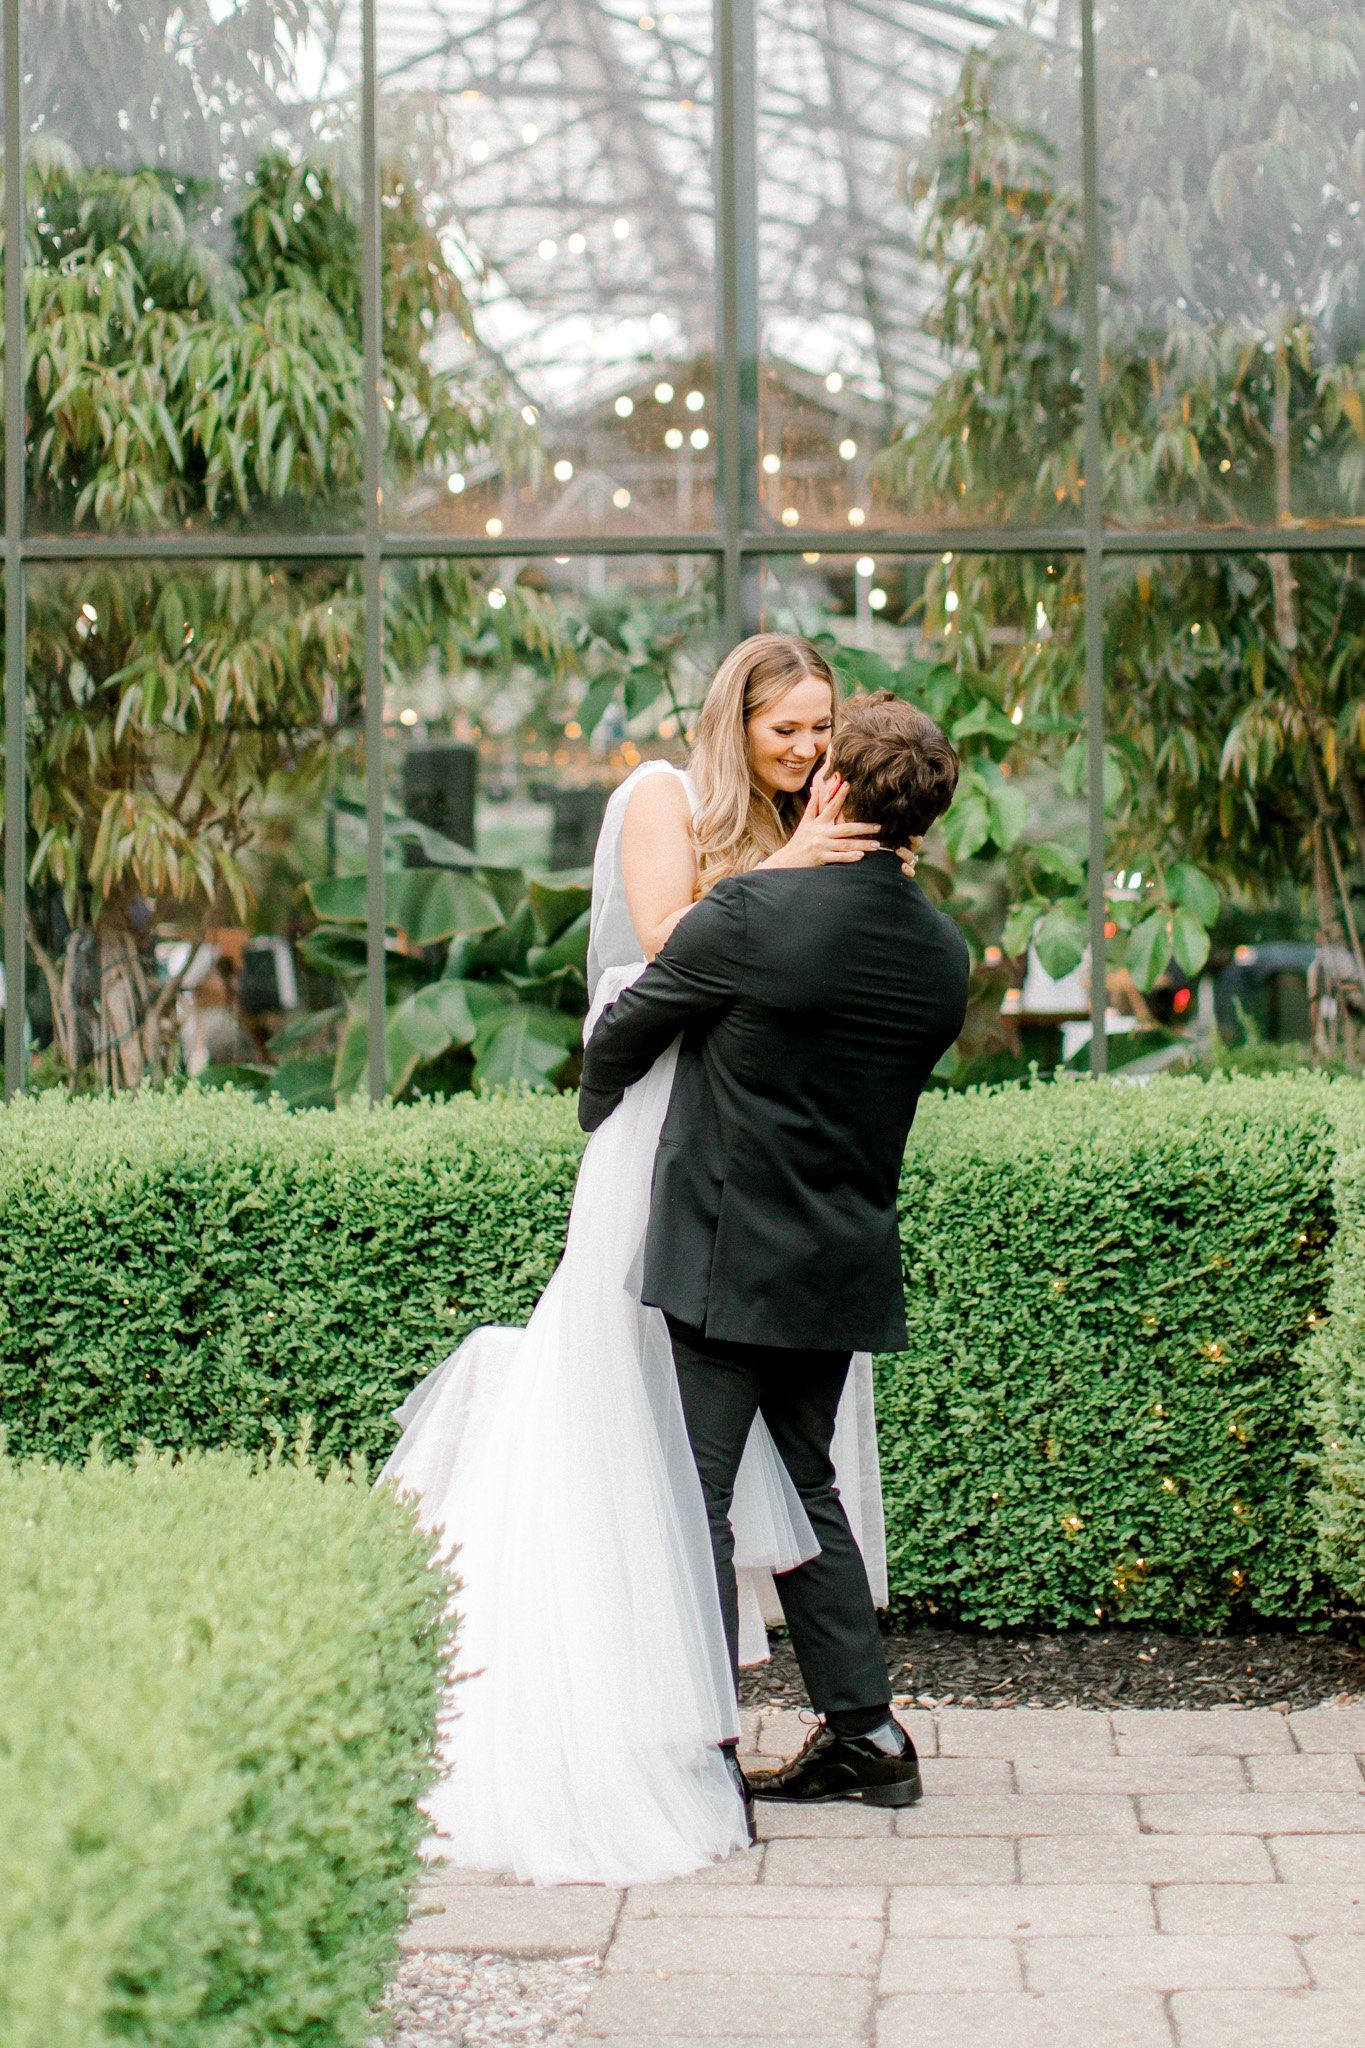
[307,868,505,942]
[1032,907,1088,981]
[528,878,593,945]
[472,1003,581,1090]
[382,817,478,868]
[1126,911,1173,990]
[526,907,591,981]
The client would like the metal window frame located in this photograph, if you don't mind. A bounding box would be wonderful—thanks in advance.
[5,0,1365,1098]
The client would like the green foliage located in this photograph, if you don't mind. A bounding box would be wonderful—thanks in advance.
[1307,1089,1365,1604]
[869,0,1365,1019]
[3,1076,1359,1631]
[0,1087,585,1466]
[881,1075,1338,1628]
[0,1449,453,2048]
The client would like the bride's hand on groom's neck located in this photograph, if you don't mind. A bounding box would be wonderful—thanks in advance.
[762,770,883,871]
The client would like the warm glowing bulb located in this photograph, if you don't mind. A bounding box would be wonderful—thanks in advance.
[537,238,557,260]
[855,556,875,577]
[802,551,821,564]
[654,381,674,403]
[685,390,705,411]
[469,139,489,163]
[521,404,538,425]
[399,708,418,726]
[612,216,631,239]
[664,428,684,449]
[944,589,960,613]
[488,586,507,608]
[615,395,634,417]
[485,516,504,536]
[869,588,888,611]
[446,472,465,494]
[690,427,709,449]
[612,486,632,507]
[838,437,858,460]
[847,506,865,527]
[825,371,843,392]
[762,453,781,474]
[781,507,799,526]
[553,459,574,481]
[521,123,539,144]
[567,231,587,253]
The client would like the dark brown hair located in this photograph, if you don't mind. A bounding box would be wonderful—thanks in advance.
[827,691,959,844]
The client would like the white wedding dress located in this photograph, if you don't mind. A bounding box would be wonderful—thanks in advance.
[379,761,888,1886]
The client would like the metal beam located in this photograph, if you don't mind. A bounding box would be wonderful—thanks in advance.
[4,0,24,1101]
[715,0,760,651]
[1080,0,1106,1077]
[362,0,386,1105]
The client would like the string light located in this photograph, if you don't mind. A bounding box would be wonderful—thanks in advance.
[567,231,586,253]
[825,371,843,392]
[521,404,538,424]
[664,428,683,449]
[685,390,705,411]
[612,487,631,507]
[614,395,634,417]
[537,238,557,260]
[485,516,503,536]
[802,551,821,563]
[469,140,489,163]
[654,381,674,403]
[847,507,865,526]
[855,556,875,578]
[781,506,799,525]
[553,459,574,481]
[612,216,631,239]
[944,590,960,613]
[521,123,539,144]
[690,427,709,448]
[399,708,418,727]
[762,453,781,474]
[869,588,887,611]
[839,438,858,459]
[488,586,507,609]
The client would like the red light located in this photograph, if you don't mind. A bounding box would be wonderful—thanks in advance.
[1103,920,1117,939]
[1173,988,1192,1014]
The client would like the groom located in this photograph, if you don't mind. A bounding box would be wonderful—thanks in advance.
[579,691,969,1817]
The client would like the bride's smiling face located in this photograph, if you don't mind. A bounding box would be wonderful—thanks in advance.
[746,677,834,801]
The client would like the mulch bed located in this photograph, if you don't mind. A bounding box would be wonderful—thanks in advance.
[739,1625,1365,1713]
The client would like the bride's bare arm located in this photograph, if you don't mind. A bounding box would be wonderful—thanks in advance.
[621,772,699,959]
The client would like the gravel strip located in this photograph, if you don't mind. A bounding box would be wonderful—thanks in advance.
[740,1625,1365,1713]
[371,1953,598,2047]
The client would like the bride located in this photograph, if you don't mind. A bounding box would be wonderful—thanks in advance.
[381,632,891,1886]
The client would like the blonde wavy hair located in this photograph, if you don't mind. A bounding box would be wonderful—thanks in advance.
[689,633,840,890]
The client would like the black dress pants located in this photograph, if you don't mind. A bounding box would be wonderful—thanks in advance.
[666,1315,891,1720]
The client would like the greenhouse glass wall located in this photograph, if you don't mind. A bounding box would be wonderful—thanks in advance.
[3,0,1364,1099]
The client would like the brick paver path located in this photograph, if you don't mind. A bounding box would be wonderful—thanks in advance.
[406,1705,1365,2047]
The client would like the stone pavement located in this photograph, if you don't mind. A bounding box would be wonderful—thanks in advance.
[405,1705,1365,2047]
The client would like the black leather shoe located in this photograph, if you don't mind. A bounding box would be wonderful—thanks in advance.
[748,1717,923,1808]
[721,1742,757,1844]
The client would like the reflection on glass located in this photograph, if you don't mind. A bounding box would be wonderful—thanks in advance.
[376,554,715,1093]
[25,562,364,1099]
[1098,2,1365,530]
[25,0,363,535]
[376,0,715,536]
[758,1,1083,534]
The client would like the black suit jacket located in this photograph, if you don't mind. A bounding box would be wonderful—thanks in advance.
[578,850,970,1351]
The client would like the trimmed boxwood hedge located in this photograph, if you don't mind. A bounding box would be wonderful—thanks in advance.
[0,1450,453,2048]
[0,1076,1359,1630]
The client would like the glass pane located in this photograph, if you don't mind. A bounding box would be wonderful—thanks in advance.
[1102,549,1365,1067]
[25,2,362,536]
[380,552,715,1095]
[377,1,716,539]
[1098,2,1365,531]
[758,2,1084,538]
[25,561,365,1100]
[759,544,1092,1082]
